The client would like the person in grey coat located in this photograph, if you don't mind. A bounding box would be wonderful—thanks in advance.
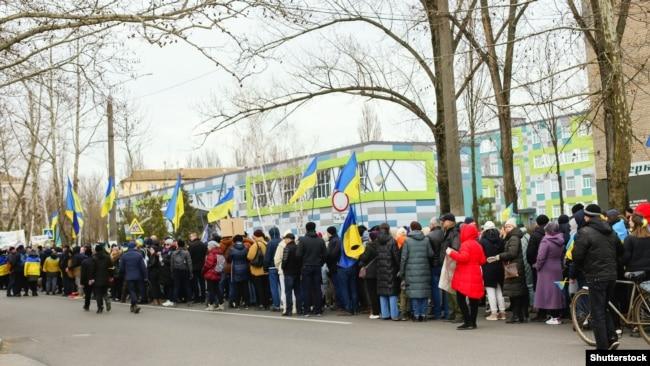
[400,221,434,322]
[488,218,529,324]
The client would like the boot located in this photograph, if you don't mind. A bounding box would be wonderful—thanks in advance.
[133,305,141,314]
[105,298,112,312]
[96,307,103,314]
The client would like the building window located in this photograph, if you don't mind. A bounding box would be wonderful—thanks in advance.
[532,133,541,144]
[238,185,247,203]
[314,169,332,199]
[252,182,270,208]
[552,206,561,218]
[490,162,499,176]
[560,124,571,139]
[482,186,491,198]
[281,175,299,203]
[565,176,575,191]
[551,179,559,193]
[536,180,545,195]
[583,176,592,189]
[578,123,591,136]
[480,139,497,153]
[512,136,520,149]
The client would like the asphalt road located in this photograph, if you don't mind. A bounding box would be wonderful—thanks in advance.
[1,295,647,366]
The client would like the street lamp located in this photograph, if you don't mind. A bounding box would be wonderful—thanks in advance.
[374,174,388,223]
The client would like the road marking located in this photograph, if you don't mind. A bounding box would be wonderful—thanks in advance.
[52,296,352,325]
[71,334,91,337]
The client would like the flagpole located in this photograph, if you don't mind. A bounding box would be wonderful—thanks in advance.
[310,188,316,221]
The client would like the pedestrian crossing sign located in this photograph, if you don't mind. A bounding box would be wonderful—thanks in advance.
[128,218,145,235]
[42,229,54,239]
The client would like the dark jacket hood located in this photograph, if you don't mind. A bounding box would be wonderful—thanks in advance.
[587,218,613,236]
[407,230,425,241]
[377,232,393,246]
[269,227,281,240]
[507,227,523,240]
[482,228,501,243]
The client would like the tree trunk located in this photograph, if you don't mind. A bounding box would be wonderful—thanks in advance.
[470,108,480,223]
[590,0,632,211]
[553,140,564,216]
[424,0,464,215]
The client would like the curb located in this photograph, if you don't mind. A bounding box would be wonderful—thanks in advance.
[0,337,3,350]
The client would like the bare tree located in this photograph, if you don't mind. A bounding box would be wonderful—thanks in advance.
[185,148,224,168]
[115,102,148,177]
[357,104,382,143]
[77,174,104,242]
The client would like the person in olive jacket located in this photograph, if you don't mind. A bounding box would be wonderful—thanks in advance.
[375,223,401,320]
[400,221,434,322]
[488,218,528,324]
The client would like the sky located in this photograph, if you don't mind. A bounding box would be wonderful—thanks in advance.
[79,0,586,181]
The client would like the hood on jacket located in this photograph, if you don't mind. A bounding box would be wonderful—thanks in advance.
[507,227,523,240]
[574,210,586,229]
[482,228,500,243]
[460,224,479,242]
[407,230,425,241]
[377,232,393,246]
[544,232,565,247]
[269,227,281,240]
[586,218,613,236]
[233,241,245,250]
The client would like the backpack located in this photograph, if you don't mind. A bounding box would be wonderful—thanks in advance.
[215,254,226,273]
[172,251,188,270]
[251,243,265,267]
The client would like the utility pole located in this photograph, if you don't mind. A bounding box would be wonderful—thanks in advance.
[107,97,118,242]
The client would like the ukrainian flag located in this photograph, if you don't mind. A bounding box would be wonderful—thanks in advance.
[0,255,9,276]
[565,233,575,261]
[289,157,318,203]
[65,178,84,238]
[100,176,116,218]
[164,174,184,231]
[339,205,365,260]
[207,187,235,223]
[334,153,361,200]
[50,211,61,246]
[500,203,514,223]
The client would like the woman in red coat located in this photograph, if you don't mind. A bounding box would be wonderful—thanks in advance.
[447,223,487,330]
[202,241,224,311]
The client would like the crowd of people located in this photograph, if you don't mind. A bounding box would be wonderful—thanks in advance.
[1,202,649,350]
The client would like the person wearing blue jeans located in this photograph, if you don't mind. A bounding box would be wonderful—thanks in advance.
[268,268,281,310]
[411,298,428,319]
[380,296,399,320]
[336,265,358,315]
[430,266,448,319]
[264,227,283,311]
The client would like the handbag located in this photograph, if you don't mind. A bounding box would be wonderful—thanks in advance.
[358,258,377,279]
[438,255,456,294]
[504,261,519,279]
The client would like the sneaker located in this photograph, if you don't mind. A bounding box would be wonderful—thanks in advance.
[608,341,620,351]
[204,305,215,311]
[162,300,175,307]
[215,304,224,311]
[545,317,561,325]
[106,299,111,312]
[486,313,498,321]
[369,315,380,319]
[497,312,507,320]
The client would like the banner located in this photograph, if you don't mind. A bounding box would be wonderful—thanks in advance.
[0,230,26,249]
[30,235,51,246]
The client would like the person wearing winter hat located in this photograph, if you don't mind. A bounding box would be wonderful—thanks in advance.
[480,221,506,320]
[527,215,549,322]
[606,209,628,242]
[623,211,650,281]
[248,230,270,310]
[573,203,623,350]
[534,221,565,325]
[202,240,225,311]
[634,202,650,226]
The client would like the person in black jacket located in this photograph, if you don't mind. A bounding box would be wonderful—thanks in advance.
[440,213,460,322]
[527,214,548,321]
[148,246,163,306]
[281,233,302,316]
[480,222,506,320]
[623,213,650,276]
[375,223,401,320]
[188,233,207,303]
[90,244,113,313]
[297,222,327,316]
[325,227,343,310]
[359,232,379,319]
[80,247,94,311]
[427,218,446,320]
[572,204,623,350]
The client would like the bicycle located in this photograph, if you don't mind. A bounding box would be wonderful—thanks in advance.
[571,271,650,346]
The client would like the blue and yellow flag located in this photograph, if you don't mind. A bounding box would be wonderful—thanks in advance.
[50,211,59,232]
[207,187,235,223]
[339,205,365,260]
[500,203,514,223]
[334,153,361,200]
[164,174,184,231]
[100,176,116,218]
[65,178,84,238]
[289,157,318,203]
[0,254,9,276]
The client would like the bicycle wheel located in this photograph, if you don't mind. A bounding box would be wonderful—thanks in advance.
[633,290,650,345]
[571,289,596,346]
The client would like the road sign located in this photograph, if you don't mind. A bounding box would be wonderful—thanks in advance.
[128,218,145,235]
[332,191,350,212]
[42,229,54,239]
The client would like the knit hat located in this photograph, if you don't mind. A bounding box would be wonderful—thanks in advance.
[505,218,517,227]
[634,203,650,222]
[606,209,621,220]
[536,214,550,226]
[440,213,456,223]
[584,204,602,217]
[283,233,295,240]
[253,229,265,238]
[326,226,338,236]
[207,240,219,249]
[544,221,560,233]
[127,242,136,249]
[464,217,475,225]
[483,221,496,230]
[558,214,570,225]
[571,203,585,215]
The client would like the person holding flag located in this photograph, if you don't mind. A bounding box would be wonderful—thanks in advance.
[65,178,84,239]
[337,205,365,316]
[288,157,318,204]
[164,174,184,231]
